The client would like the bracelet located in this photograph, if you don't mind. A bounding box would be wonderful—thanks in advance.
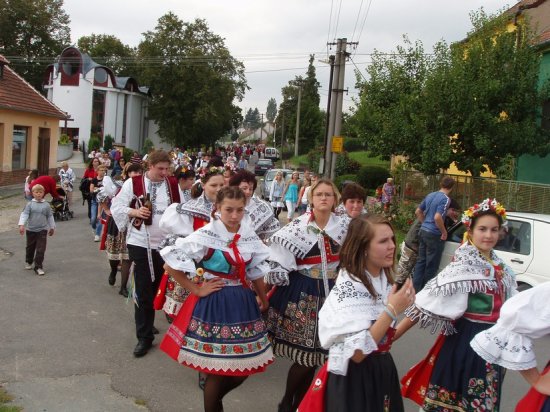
[383,307,397,323]
[386,303,398,318]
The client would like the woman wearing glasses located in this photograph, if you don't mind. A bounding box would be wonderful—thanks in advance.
[265,178,350,412]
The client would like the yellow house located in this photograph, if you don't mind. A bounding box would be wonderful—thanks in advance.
[0,55,67,186]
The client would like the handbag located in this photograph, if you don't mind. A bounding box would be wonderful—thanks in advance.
[297,362,329,412]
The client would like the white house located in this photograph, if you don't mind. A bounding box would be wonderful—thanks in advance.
[43,46,168,153]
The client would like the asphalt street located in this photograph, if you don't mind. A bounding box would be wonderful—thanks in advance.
[0,174,549,411]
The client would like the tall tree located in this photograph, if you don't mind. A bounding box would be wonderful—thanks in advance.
[276,55,324,154]
[137,14,246,148]
[0,0,71,90]
[351,10,550,176]
[77,34,135,76]
[266,98,277,122]
[244,107,261,129]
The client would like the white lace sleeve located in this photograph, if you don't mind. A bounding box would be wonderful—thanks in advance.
[246,242,271,281]
[327,330,378,376]
[110,179,134,231]
[159,237,207,276]
[470,282,550,370]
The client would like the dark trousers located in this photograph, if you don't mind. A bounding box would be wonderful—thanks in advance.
[413,230,445,292]
[26,230,48,269]
[127,245,164,343]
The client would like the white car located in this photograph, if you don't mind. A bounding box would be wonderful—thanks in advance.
[439,212,550,290]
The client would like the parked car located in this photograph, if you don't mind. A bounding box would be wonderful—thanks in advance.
[439,212,550,290]
[259,168,293,199]
[264,147,280,161]
[254,158,274,176]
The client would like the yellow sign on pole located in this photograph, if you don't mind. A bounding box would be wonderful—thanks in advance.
[331,136,343,153]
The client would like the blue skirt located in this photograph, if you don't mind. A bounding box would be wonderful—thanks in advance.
[177,285,273,376]
[423,317,504,411]
[266,271,335,367]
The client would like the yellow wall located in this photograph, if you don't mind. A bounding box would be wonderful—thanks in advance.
[0,109,60,172]
[391,155,496,178]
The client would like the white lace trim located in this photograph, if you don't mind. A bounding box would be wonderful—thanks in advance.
[327,329,378,375]
[163,296,184,316]
[470,327,536,370]
[177,346,274,372]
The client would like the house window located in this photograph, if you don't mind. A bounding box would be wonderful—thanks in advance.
[12,126,27,170]
[122,94,128,144]
[59,49,81,86]
[94,68,108,86]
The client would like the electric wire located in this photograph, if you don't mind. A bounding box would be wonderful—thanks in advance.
[353,0,374,56]
[327,0,335,56]
[350,0,365,44]
[333,0,344,41]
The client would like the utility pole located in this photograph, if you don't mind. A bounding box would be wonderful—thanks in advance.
[330,39,348,180]
[281,112,285,167]
[324,39,342,178]
[322,54,336,176]
[260,113,264,142]
[294,86,302,157]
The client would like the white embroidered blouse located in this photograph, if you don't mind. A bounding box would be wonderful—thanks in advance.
[319,269,392,376]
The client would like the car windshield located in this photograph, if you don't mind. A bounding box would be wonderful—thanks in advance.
[258,159,272,165]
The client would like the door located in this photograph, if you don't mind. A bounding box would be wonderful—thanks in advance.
[37,128,51,175]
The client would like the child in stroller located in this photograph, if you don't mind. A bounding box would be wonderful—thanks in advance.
[50,187,74,221]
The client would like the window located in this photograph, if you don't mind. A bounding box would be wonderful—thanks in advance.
[92,90,106,140]
[495,220,531,255]
[122,94,128,144]
[94,68,108,86]
[12,126,27,170]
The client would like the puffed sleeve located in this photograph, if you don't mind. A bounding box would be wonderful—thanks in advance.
[159,237,207,276]
[159,203,194,237]
[470,283,550,370]
[265,242,297,286]
[111,179,134,231]
[246,241,271,281]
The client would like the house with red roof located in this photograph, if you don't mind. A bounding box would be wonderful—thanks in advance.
[0,55,67,186]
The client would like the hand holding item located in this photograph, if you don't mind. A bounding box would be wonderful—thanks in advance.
[387,278,415,315]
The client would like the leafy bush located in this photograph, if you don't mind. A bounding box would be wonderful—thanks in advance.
[343,138,364,152]
[334,174,357,191]
[141,138,154,155]
[387,200,417,233]
[335,151,362,175]
[58,133,71,145]
[356,165,390,190]
[123,148,133,162]
[103,135,114,151]
[88,135,101,152]
[306,146,324,173]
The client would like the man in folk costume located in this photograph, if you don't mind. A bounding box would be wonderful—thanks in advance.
[111,150,180,357]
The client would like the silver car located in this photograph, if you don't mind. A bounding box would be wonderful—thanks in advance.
[258,168,293,200]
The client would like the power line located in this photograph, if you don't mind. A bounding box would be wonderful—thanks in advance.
[327,0,335,56]
[333,0,344,41]
[353,0,374,56]
[350,0,365,44]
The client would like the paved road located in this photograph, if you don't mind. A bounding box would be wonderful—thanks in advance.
[1,192,549,411]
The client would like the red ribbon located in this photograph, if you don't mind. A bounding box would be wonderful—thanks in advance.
[228,234,248,289]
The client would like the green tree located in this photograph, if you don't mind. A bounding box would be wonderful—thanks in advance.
[77,34,135,76]
[0,0,71,90]
[276,55,324,154]
[351,10,550,176]
[244,107,261,129]
[137,14,246,149]
[266,98,277,122]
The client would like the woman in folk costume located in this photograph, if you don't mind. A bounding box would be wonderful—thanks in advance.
[174,165,196,204]
[157,166,225,320]
[265,178,350,412]
[310,214,415,412]
[228,169,280,241]
[470,282,550,411]
[159,186,273,412]
[98,162,143,297]
[395,198,517,411]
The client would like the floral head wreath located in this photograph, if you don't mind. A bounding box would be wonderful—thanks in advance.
[224,162,237,172]
[198,166,225,180]
[461,198,507,228]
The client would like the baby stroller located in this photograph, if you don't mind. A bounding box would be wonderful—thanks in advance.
[51,187,74,221]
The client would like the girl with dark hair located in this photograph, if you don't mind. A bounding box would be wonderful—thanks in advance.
[315,215,414,412]
[396,199,517,411]
[335,182,367,218]
[174,166,196,203]
[266,178,350,412]
[229,169,280,241]
[160,186,273,412]
[158,166,224,320]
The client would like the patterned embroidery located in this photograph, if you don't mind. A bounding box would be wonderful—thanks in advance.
[175,194,213,220]
[188,317,267,340]
[149,180,169,216]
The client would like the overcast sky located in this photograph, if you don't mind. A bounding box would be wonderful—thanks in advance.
[63,0,508,115]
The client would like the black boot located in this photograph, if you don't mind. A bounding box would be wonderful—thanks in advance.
[108,260,118,286]
[119,287,128,297]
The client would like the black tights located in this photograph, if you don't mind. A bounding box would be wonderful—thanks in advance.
[274,207,282,219]
[279,363,316,411]
[109,259,131,290]
[203,374,247,412]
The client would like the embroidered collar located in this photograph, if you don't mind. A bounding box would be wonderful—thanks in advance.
[175,193,214,220]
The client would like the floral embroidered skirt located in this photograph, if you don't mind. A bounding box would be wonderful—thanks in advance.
[105,217,128,261]
[174,286,273,376]
[326,352,404,412]
[407,317,503,411]
[266,271,335,368]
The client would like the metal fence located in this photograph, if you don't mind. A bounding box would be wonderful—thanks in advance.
[399,170,550,214]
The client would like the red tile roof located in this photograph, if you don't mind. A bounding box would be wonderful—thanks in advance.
[535,28,550,45]
[0,54,67,119]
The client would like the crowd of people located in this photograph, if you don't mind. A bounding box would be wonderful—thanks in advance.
[16,147,550,412]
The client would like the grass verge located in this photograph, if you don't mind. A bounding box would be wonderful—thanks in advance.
[0,386,22,412]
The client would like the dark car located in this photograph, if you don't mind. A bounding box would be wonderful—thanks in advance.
[254,158,274,176]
